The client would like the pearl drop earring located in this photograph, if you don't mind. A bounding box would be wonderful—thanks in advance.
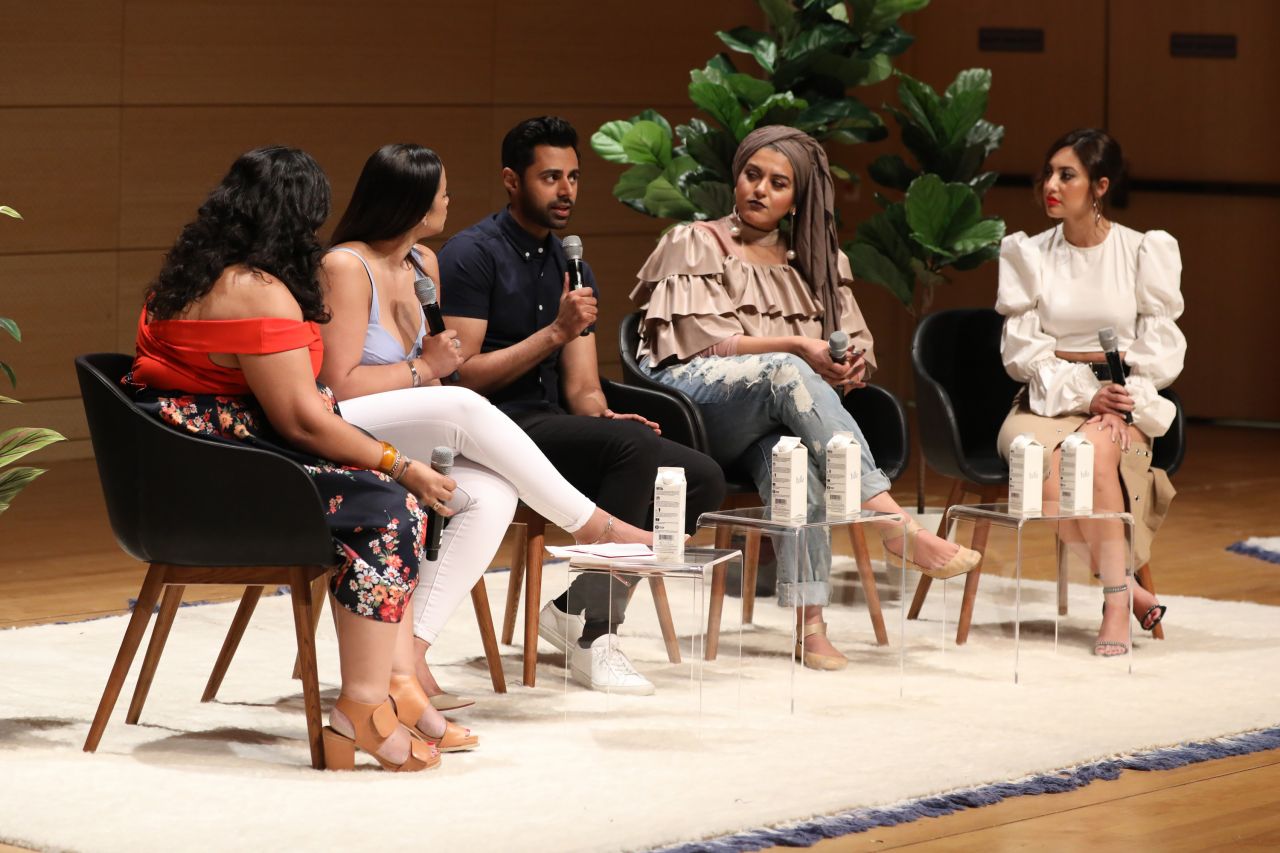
[785,209,797,260]
[729,207,742,237]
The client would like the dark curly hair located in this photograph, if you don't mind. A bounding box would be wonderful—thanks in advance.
[330,144,443,246]
[145,145,332,322]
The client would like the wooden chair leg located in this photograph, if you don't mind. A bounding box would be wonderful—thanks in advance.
[522,520,545,687]
[471,578,507,693]
[907,479,967,620]
[649,577,681,663]
[84,564,166,753]
[292,571,330,680]
[501,522,527,645]
[705,563,728,661]
[289,567,325,771]
[126,583,185,724]
[849,526,888,646]
[955,486,1000,645]
[202,585,265,703]
[1135,563,1165,640]
[741,527,762,624]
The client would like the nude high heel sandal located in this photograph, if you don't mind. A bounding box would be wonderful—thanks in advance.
[795,621,848,671]
[389,673,479,753]
[322,694,440,772]
[880,519,982,580]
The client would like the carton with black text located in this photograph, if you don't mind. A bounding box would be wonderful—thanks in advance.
[771,436,808,521]
[1059,433,1094,514]
[653,466,686,561]
[825,432,861,520]
[1007,433,1043,515]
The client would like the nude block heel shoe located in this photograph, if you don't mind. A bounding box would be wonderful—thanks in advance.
[322,694,440,772]
[389,673,479,753]
[880,519,982,580]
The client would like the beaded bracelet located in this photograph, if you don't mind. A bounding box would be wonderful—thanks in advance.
[391,457,413,482]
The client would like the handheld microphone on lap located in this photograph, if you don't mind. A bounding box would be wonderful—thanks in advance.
[1097,327,1133,424]
[828,330,850,363]
[425,446,454,562]
[562,235,591,337]
[413,274,462,384]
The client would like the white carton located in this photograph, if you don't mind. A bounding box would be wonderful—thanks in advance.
[771,436,808,520]
[653,466,686,561]
[1007,433,1043,515]
[825,431,861,520]
[1059,433,1094,514]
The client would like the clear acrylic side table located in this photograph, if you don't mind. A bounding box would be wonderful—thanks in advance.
[937,501,1136,683]
[561,547,743,719]
[695,506,910,712]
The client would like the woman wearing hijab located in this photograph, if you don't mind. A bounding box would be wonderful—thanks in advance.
[631,126,980,670]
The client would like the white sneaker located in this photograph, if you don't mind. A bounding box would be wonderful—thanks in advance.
[570,634,655,696]
[537,601,585,653]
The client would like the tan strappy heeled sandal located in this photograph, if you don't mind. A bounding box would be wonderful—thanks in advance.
[795,621,848,671]
[389,673,479,753]
[322,694,440,772]
[880,518,982,579]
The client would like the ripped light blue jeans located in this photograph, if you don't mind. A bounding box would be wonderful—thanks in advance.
[641,353,892,606]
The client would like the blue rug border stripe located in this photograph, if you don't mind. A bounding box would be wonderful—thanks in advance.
[653,726,1280,852]
[1226,541,1280,564]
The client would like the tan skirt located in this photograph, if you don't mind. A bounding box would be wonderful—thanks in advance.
[996,392,1175,568]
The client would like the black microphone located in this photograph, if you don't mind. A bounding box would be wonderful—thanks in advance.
[562,235,591,337]
[1097,327,1133,424]
[425,446,454,561]
[413,274,461,384]
[828,330,850,363]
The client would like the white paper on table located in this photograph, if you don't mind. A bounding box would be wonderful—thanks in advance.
[544,543,654,560]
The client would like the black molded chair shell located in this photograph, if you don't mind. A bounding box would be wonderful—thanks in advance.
[75,354,335,568]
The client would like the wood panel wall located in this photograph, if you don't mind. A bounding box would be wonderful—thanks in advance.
[2,0,1276,465]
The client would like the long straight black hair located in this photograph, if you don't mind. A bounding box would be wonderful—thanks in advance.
[330,143,443,245]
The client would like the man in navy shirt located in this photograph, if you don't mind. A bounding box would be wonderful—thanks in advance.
[440,117,725,695]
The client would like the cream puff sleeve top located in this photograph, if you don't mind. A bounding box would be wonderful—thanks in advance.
[995,223,1186,437]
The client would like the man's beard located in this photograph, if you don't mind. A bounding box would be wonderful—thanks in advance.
[517,193,572,231]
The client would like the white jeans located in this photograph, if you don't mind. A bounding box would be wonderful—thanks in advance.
[338,386,595,643]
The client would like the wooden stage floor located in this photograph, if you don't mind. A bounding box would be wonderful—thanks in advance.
[1,423,1277,851]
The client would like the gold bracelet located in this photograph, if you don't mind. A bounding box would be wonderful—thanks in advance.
[377,441,399,474]
[407,359,421,388]
[392,457,412,482]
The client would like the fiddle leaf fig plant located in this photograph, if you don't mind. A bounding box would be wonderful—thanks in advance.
[846,68,1006,311]
[0,205,67,516]
[591,0,928,224]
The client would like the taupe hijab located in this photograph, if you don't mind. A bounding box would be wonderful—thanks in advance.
[731,126,842,339]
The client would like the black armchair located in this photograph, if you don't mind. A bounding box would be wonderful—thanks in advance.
[907,309,1184,642]
[617,312,910,649]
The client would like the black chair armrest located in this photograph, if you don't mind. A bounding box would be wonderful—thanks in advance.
[601,378,707,451]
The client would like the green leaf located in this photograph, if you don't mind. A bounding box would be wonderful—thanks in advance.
[689,79,745,137]
[716,26,778,74]
[748,92,808,131]
[642,176,698,220]
[951,242,1001,271]
[0,427,66,468]
[826,125,888,145]
[591,120,634,164]
[620,120,672,167]
[628,108,673,140]
[795,97,881,133]
[0,317,20,342]
[855,203,917,270]
[949,217,1006,256]
[828,163,860,184]
[0,206,21,220]
[853,0,930,36]
[663,154,701,188]
[845,243,914,306]
[969,171,999,195]
[678,119,737,179]
[904,174,982,259]
[0,361,14,389]
[939,69,991,145]
[859,23,915,58]
[895,72,944,141]
[612,164,662,202]
[782,22,858,61]
[803,50,892,88]
[759,0,797,39]
[0,466,47,515]
[867,154,918,191]
[726,72,776,107]
[687,180,735,219]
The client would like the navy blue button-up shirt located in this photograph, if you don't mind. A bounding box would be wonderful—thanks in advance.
[438,208,598,415]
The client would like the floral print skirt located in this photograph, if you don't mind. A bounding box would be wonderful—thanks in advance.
[134,385,425,623]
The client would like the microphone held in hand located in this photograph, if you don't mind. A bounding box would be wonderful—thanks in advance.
[1097,327,1133,424]
[828,330,850,363]
[425,446,454,561]
[562,235,591,337]
[414,274,461,384]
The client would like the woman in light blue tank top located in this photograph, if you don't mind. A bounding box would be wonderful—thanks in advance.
[319,145,652,735]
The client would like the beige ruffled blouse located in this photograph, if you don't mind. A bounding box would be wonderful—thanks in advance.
[630,218,876,371]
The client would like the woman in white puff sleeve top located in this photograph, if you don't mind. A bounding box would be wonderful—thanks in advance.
[995,129,1185,656]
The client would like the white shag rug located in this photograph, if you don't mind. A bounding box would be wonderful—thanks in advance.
[1,558,1278,853]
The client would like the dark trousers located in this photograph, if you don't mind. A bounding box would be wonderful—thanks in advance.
[510,410,726,627]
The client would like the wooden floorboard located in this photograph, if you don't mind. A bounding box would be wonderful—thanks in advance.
[0,423,1277,850]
